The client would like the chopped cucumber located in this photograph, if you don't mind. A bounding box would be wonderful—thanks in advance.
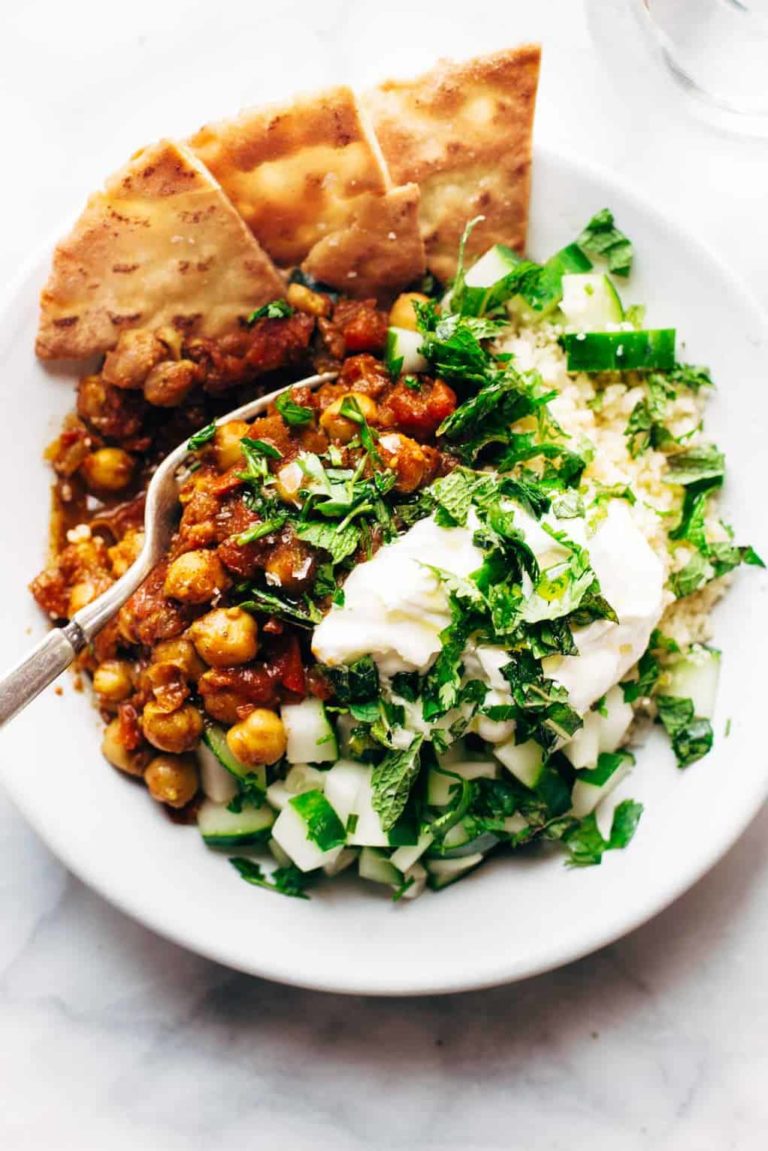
[597,685,635,754]
[325,760,414,847]
[385,326,428,375]
[563,686,634,769]
[560,273,624,329]
[562,329,676,372]
[391,831,434,873]
[502,813,529,836]
[664,645,721,719]
[197,741,238,804]
[494,738,545,789]
[427,760,497,807]
[398,862,428,900]
[281,698,338,765]
[571,749,634,819]
[426,853,484,890]
[461,241,593,317]
[265,780,291,811]
[323,847,358,877]
[562,711,601,771]
[266,765,325,813]
[271,789,346,872]
[202,724,266,788]
[324,759,368,825]
[197,798,274,849]
[268,836,292,868]
[359,847,400,886]
[461,243,524,314]
[434,823,499,859]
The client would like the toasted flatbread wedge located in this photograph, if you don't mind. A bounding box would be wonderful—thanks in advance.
[36,140,285,361]
[302,183,425,298]
[189,86,390,267]
[362,46,541,283]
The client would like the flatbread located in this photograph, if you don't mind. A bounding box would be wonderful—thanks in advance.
[302,183,425,298]
[36,140,285,361]
[362,46,541,283]
[189,86,390,267]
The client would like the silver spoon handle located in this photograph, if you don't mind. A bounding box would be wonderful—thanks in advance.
[0,622,87,727]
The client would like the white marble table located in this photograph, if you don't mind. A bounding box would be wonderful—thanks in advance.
[2,2,767,1147]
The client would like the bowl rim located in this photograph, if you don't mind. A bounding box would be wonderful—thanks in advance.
[2,141,768,996]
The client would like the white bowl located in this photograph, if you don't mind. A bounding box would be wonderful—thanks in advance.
[1,147,767,995]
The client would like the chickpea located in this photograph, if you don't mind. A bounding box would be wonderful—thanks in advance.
[389,292,430,332]
[108,530,144,578]
[214,420,250,471]
[378,432,428,493]
[264,540,316,594]
[189,607,259,667]
[152,637,206,681]
[101,329,165,390]
[145,754,199,808]
[101,718,150,777]
[68,579,99,616]
[163,549,229,604]
[81,447,134,493]
[274,460,304,505]
[198,674,247,724]
[226,709,286,766]
[143,360,200,408]
[286,282,331,317]
[141,700,203,753]
[320,392,379,443]
[93,659,134,702]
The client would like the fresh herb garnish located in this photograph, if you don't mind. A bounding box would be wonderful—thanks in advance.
[371,737,424,831]
[187,422,217,451]
[246,299,294,324]
[230,857,311,899]
[576,209,633,277]
[275,390,314,427]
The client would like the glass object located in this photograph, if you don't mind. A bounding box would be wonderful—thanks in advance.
[636,0,768,134]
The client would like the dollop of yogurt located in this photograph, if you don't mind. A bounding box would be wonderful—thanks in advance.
[311,500,665,715]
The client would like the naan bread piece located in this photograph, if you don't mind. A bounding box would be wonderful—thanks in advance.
[362,46,541,283]
[302,183,425,298]
[189,87,390,267]
[36,140,285,361]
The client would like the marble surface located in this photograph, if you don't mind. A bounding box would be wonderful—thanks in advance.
[2,1,768,1147]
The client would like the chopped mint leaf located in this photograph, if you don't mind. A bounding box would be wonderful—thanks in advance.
[246,299,294,324]
[187,422,217,451]
[665,443,725,486]
[555,799,643,867]
[668,362,713,392]
[275,390,314,427]
[390,671,420,702]
[230,857,310,899]
[322,657,380,705]
[621,629,679,702]
[576,209,633,277]
[656,694,714,767]
[371,737,424,831]
[239,589,322,628]
[296,519,360,564]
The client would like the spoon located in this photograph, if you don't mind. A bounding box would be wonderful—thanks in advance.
[0,371,337,727]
